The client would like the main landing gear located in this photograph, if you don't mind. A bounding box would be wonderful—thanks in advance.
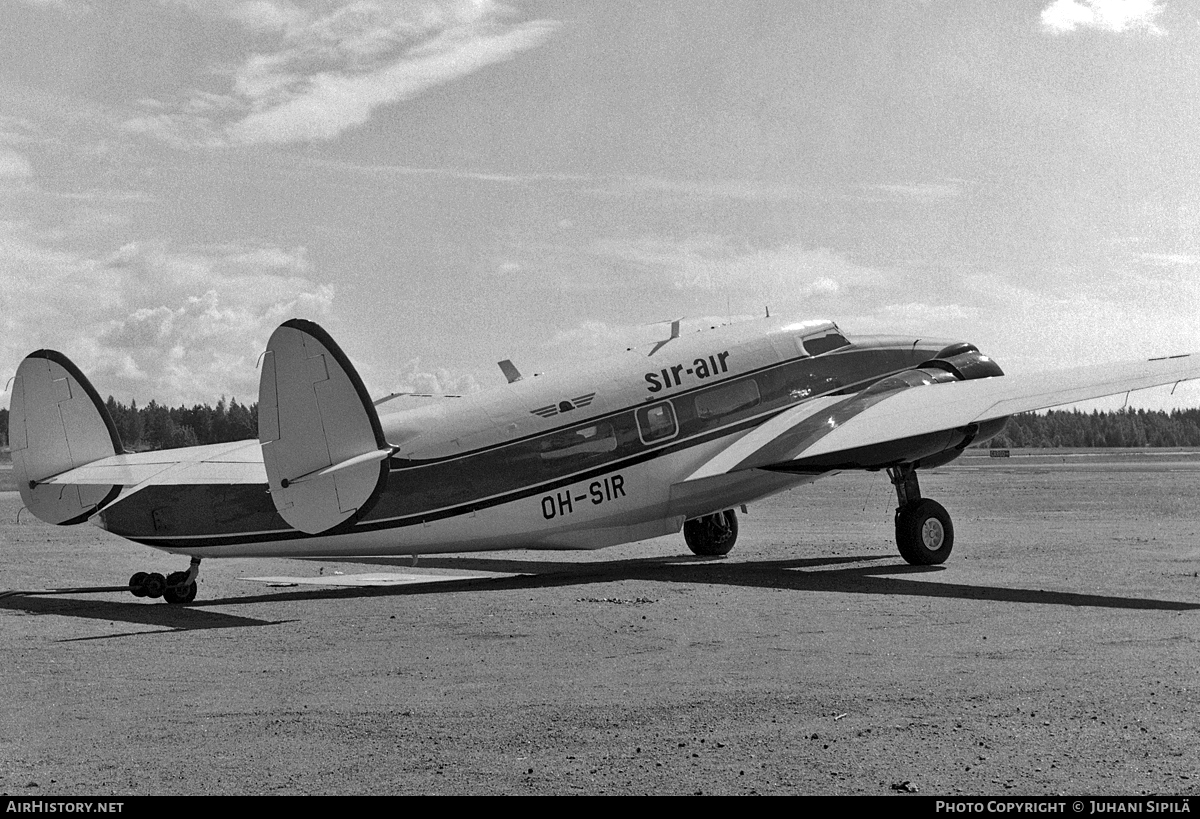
[129,557,201,604]
[684,509,739,557]
[887,465,953,566]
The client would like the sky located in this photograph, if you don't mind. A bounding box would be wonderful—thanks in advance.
[1,0,1198,413]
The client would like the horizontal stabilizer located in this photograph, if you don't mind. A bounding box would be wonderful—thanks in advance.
[284,447,392,485]
[686,353,1200,479]
[258,319,392,534]
[9,351,123,524]
[38,441,266,488]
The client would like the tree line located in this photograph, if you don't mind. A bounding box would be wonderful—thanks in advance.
[102,396,258,450]
[1,402,1199,452]
[0,397,256,452]
[982,407,1200,449]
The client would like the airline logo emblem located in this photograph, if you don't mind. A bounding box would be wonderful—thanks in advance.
[531,392,597,418]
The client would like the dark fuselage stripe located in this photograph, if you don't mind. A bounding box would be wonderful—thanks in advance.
[127,350,918,550]
[127,408,788,549]
[385,350,851,468]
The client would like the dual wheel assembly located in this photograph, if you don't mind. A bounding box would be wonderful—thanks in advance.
[128,560,199,604]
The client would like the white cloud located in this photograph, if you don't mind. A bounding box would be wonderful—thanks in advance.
[588,177,962,206]
[0,148,33,179]
[1041,0,1165,35]
[858,182,965,202]
[592,175,814,203]
[12,0,90,12]
[1,227,334,406]
[848,302,974,332]
[227,18,559,144]
[227,0,309,33]
[806,276,841,297]
[950,266,1199,376]
[531,319,689,374]
[385,357,481,395]
[585,235,874,307]
[542,320,650,357]
[1137,252,1200,266]
[120,112,226,149]
[126,1,561,146]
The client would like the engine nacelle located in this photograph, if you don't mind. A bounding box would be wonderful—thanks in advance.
[769,342,1011,471]
[918,343,1005,382]
[900,343,1007,467]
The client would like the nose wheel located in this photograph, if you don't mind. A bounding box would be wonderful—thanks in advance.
[129,557,201,603]
[888,466,954,565]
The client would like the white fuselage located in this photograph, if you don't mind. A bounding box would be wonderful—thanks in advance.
[99,317,953,558]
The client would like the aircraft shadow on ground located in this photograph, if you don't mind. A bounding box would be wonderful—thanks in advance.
[191,553,1200,612]
[0,593,291,636]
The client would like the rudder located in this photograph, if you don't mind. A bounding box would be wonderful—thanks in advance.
[258,319,393,535]
[9,350,123,524]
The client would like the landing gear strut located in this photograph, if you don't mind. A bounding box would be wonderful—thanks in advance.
[887,465,953,565]
[129,557,201,604]
[684,509,738,557]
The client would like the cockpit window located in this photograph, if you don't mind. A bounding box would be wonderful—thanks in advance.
[694,378,761,420]
[803,332,850,356]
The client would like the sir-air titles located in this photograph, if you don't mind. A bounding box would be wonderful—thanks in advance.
[644,350,731,393]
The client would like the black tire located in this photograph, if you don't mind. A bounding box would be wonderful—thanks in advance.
[163,571,197,604]
[684,509,738,557]
[129,572,149,598]
[143,572,167,599]
[163,580,197,605]
[895,499,954,565]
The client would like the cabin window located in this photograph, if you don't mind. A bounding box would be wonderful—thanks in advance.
[694,378,761,420]
[636,402,678,444]
[538,423,618,461]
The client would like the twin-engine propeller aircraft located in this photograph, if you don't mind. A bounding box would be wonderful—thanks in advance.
[8,316,1200,603]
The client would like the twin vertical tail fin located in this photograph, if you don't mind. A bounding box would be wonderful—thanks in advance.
[9,320,392,535]
[9,351,123,524]
[257,319,393,535]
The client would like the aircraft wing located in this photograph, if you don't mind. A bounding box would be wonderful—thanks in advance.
[36,440,265,486]
[686,353,1200,479]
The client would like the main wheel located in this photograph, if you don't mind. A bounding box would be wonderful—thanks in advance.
[895,499,954,565]
[684,509,738,557]
[164,581,197,605]
[129,572,149,598]
[163,571,197,604]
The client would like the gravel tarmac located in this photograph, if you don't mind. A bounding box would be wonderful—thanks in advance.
[2,449,1198,795]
